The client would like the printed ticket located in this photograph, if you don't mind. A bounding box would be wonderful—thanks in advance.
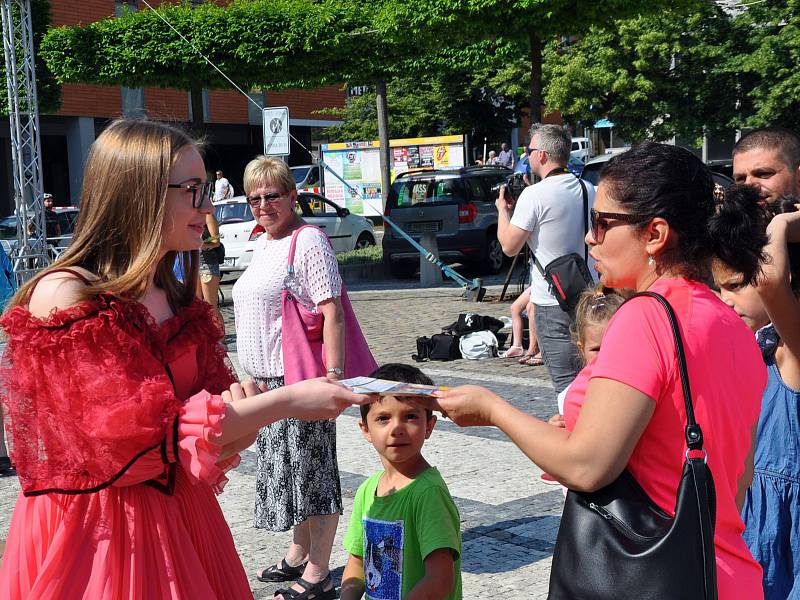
[339,377,449,396]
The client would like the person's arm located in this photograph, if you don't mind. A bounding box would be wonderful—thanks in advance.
[201,213,221,250]
[422,378,655,492]
[736,422,759,512]
[216,378,368,446]
[758,211,800,388]
[495,186,530,257]
[340,554,366,600]
[318,297,345,380]
[405,548,456,600]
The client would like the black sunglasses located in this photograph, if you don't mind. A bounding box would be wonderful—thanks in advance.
[245,191,290,207]
[167,181,214,208]
[590,209,650,244]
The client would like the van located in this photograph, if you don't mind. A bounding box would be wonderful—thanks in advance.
[570,137,593,163]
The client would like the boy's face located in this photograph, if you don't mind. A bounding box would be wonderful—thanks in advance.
[360,395,436,465]
[712,260,770,332]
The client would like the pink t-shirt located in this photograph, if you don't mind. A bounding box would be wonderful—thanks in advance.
[563,278,765,600]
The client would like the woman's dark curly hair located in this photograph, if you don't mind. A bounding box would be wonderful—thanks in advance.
[600,142,768,285]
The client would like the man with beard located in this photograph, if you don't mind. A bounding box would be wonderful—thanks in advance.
[733,127,800,205]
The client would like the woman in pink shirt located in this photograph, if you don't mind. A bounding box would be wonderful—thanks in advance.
[426,143,769,599]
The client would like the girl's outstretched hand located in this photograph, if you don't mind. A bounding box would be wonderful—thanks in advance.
[415,384,504,427]
[281,377,372,420]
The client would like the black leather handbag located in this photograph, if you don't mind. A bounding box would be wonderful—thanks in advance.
[548,291,718,600]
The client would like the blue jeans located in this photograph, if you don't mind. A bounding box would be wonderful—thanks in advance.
[534,303,579,399]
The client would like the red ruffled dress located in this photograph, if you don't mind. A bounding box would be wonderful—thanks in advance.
[0,294,253,599]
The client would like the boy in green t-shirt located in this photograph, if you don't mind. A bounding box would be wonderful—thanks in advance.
[341,364,462,600]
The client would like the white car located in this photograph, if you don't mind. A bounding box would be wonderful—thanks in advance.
[570,137,594,163]
[214,193,376,275]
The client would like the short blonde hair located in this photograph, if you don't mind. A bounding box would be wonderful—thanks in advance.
[243,156,295,196]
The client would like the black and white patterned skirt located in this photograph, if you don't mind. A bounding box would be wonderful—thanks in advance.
[252,376,343,531]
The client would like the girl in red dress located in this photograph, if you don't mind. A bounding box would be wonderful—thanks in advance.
[0,119,364,599]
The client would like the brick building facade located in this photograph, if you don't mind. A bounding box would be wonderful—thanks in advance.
[0,0,346,212]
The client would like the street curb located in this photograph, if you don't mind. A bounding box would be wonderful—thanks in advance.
[338,262,385,284]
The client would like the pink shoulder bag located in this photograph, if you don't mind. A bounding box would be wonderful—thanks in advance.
[281,225,377,385]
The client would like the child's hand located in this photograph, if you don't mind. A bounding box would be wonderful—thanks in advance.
[547,413,566,428]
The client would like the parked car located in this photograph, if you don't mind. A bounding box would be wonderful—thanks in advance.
[570,137,594,163]
[382,165,512,278]
[0,206,80,257]
[214,193,376,275]
[582,150,734,188]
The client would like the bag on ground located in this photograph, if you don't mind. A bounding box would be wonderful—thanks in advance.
[459,330,499,360]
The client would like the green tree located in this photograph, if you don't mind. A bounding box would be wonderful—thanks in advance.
[323,69,518,142]
[730,0,800,131]
[376,0,699,123]
[0,0,60,116]
[40,0,372,131]
[542,3,738,142]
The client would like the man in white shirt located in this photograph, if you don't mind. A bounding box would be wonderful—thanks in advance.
[495,124,595,395]
[214,170,231,201]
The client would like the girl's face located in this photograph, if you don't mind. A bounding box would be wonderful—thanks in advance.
[712,260,769,332]
[578,322,606,364]
[161,147,212,253]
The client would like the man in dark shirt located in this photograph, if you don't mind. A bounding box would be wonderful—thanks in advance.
[43,193,61,240]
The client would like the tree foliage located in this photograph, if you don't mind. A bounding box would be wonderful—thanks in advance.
[322,69,518,142]
[542,3,737,142]
[40,0,373,91]
[731,0,800,132]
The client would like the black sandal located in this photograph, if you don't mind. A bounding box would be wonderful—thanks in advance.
[273,575,336,600]
[257,559,307,583]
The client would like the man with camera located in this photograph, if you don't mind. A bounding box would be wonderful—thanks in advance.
[495,124,595,396]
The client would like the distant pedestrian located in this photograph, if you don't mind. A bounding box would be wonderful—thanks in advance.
[498,142,515,169]
[214,169,232,201]
[42,194,61,240]
[486,150,499,166]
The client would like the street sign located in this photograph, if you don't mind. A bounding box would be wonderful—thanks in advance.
[262,106,290,156]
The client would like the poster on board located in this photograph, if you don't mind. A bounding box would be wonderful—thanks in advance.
[321,134,466,216]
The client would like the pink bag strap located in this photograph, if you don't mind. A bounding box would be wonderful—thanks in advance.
[286,224,326,274]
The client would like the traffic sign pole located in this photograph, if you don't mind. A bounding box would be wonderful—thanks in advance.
[262,106,290,157]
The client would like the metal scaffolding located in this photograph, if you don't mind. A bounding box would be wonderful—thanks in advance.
[1,0,48,284]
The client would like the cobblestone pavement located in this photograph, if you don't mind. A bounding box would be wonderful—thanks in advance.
[0,275,563,598]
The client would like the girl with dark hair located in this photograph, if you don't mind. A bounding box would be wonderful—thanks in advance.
[417,143,770,599]
[715,192,800,599]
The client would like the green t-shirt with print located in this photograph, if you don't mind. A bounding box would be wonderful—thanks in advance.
[343,467,462,600]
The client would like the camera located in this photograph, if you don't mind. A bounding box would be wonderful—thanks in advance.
[490,172,528,203]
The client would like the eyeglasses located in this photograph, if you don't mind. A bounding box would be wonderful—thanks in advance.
[529,147,549,155]
[590,209,651,244]
[167,181,214,208]
[246,191,290,207]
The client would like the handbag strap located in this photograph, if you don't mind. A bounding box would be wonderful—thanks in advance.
[286,224,323,274]
[532,175,590,272]
[629,291,705,452]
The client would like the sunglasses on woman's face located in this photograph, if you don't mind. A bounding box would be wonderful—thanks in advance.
[166,181,214,208]
[245,192,290,207]
[590,209,650,244]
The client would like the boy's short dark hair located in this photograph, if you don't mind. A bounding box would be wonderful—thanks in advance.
[360,363,434,422]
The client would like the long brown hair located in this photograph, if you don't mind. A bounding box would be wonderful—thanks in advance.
[8,119,201,310]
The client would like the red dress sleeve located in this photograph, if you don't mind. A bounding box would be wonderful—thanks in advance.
[0,295,183,495]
